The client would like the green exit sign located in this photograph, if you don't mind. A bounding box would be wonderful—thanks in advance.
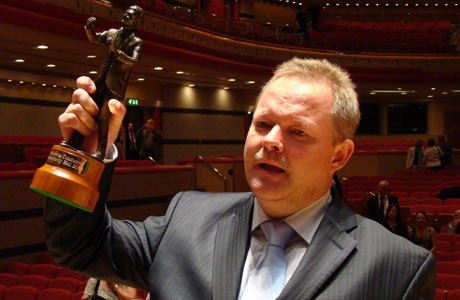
[127,98,138,106]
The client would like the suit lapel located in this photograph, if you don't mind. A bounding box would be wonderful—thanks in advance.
[212,194,254,300]
[278,195,358,300]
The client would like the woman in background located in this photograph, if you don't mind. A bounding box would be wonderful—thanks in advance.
[382,203,409,239]
[409,211,436,253]
[423,138,443,171]
[406,139,424,170]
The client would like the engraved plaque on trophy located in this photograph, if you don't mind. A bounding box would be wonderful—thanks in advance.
[30,6,144,212]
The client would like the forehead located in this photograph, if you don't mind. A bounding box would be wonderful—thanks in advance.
[256,77,333,116]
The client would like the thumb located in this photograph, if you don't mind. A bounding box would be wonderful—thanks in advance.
[107,99,126,146]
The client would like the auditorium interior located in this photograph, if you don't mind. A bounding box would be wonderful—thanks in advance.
[1,0,460,299]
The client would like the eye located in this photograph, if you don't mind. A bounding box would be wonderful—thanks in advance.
[291,129,308,137]
[255,121,271,129]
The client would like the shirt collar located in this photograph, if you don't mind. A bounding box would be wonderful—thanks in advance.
[252,191,332,245]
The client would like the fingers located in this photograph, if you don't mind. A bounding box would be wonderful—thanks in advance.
[58,77,99,141]
[107,99,126,146]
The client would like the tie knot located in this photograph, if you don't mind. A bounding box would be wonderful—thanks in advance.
[261,221,295,248]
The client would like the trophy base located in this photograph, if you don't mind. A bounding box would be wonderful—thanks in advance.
[30,144,105,212]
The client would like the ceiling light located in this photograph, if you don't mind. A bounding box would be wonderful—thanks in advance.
[46,64,56,68]
[53,85,57,88]
[89,71,98,74]
[326,3,330,6]
[401,92,407,95]
[346,3,350,6]
[37,45,48,49]
[397,87,402,90]
[246,81,255,84]
[415,3,419,6]
[365,3,369,6]
[451,90,460,92]
[445,3,449,6]
[176,71,184,74]
[154,67,163,71]
[405,3,409,6]
[223,87,229,90]
[19,81,24,84]
[7,79,12,82]
[370,90,410,93]
[434,3,438,6]
[427,95,433,98]
[228,78,236,82]
[370,92,376,95]
[431,87,436,90]
[355,3,359,6]
[42,83,47,87]
[137,78,145,81]
[15,59,25,63]
[336,3,340,6]
[188,84,195,87]
[375,3,379,6]
[87,55,97,58]
[385,3,389,6]
[442,92,448,95]
[395,3,399,6]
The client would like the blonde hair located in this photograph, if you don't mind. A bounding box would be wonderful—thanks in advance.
[257,58,360,142]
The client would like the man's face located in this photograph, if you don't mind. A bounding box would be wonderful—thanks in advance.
[244,76,351,219]
[378,181,389,196]
[454,210,460,220]
[128,123,134,131]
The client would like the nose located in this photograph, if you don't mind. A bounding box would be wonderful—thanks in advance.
[263,125,284,153]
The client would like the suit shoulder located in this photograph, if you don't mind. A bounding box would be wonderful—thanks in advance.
[355,214,429,259]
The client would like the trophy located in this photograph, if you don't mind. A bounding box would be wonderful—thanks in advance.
[30,6,144,212]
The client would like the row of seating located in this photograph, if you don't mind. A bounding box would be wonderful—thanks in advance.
[0,285,84,300]
[0,273,86,292]
[3,263,85,281]
[437,287,460,300]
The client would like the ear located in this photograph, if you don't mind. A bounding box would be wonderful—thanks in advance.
[331,139,354,173]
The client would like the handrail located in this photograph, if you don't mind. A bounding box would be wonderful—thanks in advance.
[195,155,228,192]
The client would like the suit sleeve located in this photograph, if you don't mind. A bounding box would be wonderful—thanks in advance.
[401,252,436,300]
[43,159,184,290]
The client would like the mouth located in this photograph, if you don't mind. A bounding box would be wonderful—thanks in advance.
[258,163,286,173]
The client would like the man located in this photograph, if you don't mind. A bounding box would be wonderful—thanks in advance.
[82,5,143,160]
[45,58,435,299]
[366,180,399,223]
[138,118,163,163]
[437,135,453,168]
[295,5,310,41]
[442,209,460,234]
[125,122,138,160]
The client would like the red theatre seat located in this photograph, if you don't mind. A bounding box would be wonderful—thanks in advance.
[29,264,57,279]
[71,291,84,300]
[0,284,5,300]
[18,275,49,290]
[437,262,460,276]
[37,288,72,300]
[448,289,460,300]
[436,288,447,300]
[3,262,30,276]
[56,267,85,281]
[0,273,19,288]
[447,252,460,262]
[36,253,56,265]
[437,274,460,291]
[5,286,39,300]
[48,278,79,293]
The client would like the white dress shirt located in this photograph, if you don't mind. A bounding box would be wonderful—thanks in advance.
[238,191,332,299]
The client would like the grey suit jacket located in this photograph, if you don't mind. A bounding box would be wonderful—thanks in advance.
[44,162,435,300]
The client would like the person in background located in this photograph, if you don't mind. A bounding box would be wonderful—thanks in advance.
[82,278,137,300]
[138,118,163,163]
[409,211,436,253]
[125,122,139,160]
[442,209,460,234]
[366,180,399,224]
[295,5,311,41]
[423,138,443,171]
[382,203,409,239]
[438,135,453,168]
[406,139,424,170]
